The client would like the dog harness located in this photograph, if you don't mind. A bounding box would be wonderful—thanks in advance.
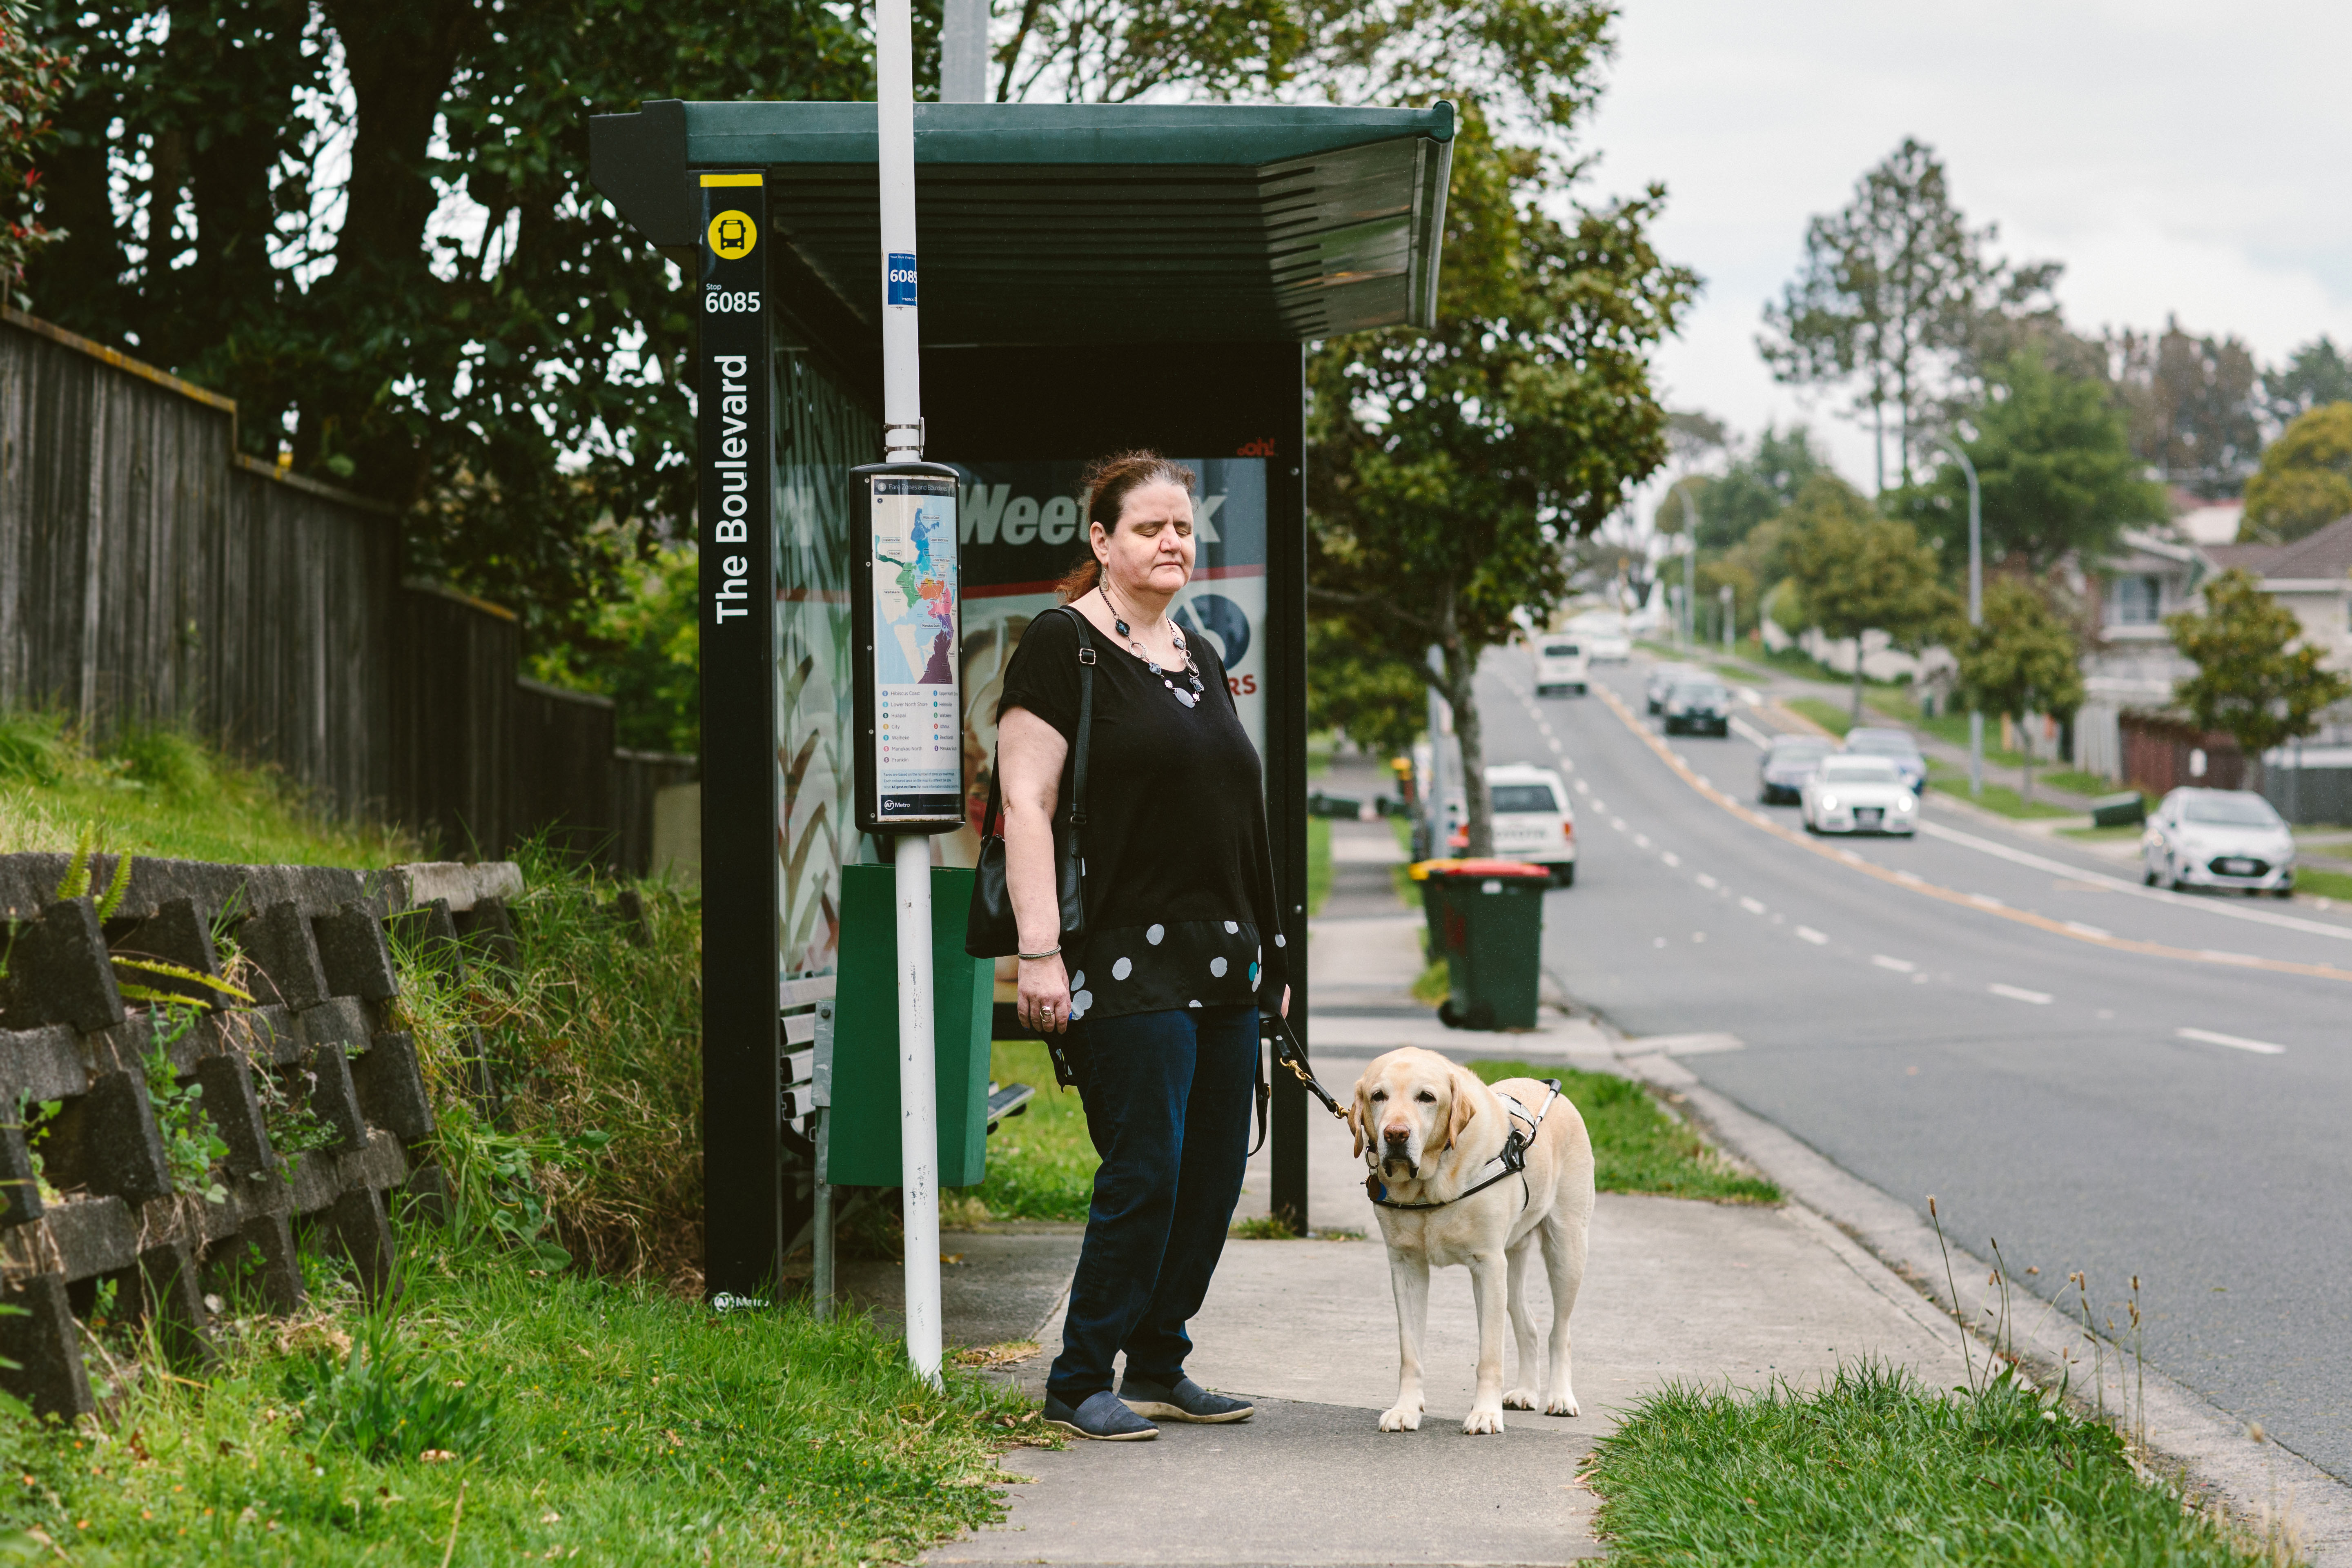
[1365,1080,1561,1212]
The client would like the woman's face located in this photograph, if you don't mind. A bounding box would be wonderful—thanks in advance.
[1092,480,1195,601]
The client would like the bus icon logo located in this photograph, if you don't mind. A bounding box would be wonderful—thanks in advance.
[707,209,758,260]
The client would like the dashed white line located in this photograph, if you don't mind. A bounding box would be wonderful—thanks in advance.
[1634,833,1652,849]
[2177,1027,2285,1056]
[1795,926,1829,945]
[1548,738,1565,753]
[1836,849,1866,866]
[1573,779,1590,795]
[2063,920,2113,939]
[1696,873,1720,890]
[1739,896,1766,915]
[1612,818,1629,832]
[1969,893,2005,909]
[1872,955,1916,973]
[1989,982,2052,1004]
[1730,716,1773,748]
[1893,869,1926,885]
[1661,851,1682,867]
[2199,949,2261,966]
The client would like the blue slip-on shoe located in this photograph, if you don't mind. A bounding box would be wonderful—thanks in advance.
[1117,1375,1254,1423]
[1043,1390,1158,1441]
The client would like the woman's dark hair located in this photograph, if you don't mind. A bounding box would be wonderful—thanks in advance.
[1055,450,1198,603]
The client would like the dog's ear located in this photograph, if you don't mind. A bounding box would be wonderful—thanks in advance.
[1346,1075,1369,1160]
[1445,1069,1480,1149]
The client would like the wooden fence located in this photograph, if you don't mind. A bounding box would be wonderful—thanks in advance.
[0,306,692,870]
[2119,710,2246,796]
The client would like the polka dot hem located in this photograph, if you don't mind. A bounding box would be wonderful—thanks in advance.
[1075,918,1267,1021]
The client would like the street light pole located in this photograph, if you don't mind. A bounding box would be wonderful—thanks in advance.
[1938,437,1983,798]
[1677,484,1699,649]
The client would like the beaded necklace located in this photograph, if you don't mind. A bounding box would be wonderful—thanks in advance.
[1098,581,1206,709]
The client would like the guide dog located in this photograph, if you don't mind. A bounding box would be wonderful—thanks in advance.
[1347,1047,1595,1434]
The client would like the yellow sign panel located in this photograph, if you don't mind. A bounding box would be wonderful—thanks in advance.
[707,209,758,261]
[699,172,762,187]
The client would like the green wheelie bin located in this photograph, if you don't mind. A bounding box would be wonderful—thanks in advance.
[1411,858,1552,1031]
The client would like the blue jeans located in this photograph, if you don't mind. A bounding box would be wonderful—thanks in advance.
[1045,1004,1258,1405]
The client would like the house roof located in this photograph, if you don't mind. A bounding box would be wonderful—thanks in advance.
[2204,512,2352,584]
[588,100,1455,345]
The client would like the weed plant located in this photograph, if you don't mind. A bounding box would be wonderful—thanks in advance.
[0,1232,1040,1564]
[1466,1062,1780,1204]
[1586,1362,2272,1566]
[0,708,418,865]
[387,843,704,1283]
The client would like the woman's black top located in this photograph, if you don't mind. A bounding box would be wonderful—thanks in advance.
[997,605,1288,1022]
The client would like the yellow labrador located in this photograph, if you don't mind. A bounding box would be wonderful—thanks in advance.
[1348,1047,1596,1434]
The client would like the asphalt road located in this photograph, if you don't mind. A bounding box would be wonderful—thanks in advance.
[1481,650,2352,1483]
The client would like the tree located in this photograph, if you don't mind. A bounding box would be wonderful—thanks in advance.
[0,0,72,308]
[525,543,700,754]
[1779,474,1956,722]
[1677,423,1825,553]
[1952,578,2082,800]
[1759,138,2058,491]
[2167,568,2351,789]
[1897,350,2166,576]
[1310,106,1697,857]
[1307,617,1425,760]
[2109,318,2261,496]
[2240,403,2352,546]
[2264,336,2352,430]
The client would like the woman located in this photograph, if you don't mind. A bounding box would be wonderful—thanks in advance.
[996,450,1289,1442]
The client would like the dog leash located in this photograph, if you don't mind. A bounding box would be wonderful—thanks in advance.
[1247,1013,1346,1156]
[1366,1079,1560,1212]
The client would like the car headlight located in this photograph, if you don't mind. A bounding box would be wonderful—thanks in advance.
[1820,793,1838,811]
[1896,793,1916,811]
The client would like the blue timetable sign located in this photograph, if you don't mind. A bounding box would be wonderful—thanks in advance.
[886,253,918,306]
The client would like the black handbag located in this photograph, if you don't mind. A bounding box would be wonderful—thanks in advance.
[965,605,1096,959]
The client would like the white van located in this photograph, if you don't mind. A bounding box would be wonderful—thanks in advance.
[1485,763,1576,886]
[1533,637,1589,696]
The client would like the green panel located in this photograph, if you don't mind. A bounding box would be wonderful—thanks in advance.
[825,865,994,1188]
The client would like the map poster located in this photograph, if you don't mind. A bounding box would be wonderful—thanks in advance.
[853,470,964,832]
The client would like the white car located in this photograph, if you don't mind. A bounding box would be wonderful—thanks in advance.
[2142,788,2295,895]
[1570,615,1632,663]
[1453,764,1577,885]
[1532,637,1589,696]
[1800,755,1918,836]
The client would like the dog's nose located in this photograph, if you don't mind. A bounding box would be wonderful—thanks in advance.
[1383,1125,1412,1146]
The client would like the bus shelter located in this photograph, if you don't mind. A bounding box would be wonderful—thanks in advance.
[591,98,1454,1301]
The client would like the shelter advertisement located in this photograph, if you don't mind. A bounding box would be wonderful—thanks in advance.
[942,456,1268,869]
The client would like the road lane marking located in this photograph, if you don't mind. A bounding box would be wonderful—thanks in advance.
[1612,818,1629,831]
[1696,873,1720,889]
[1917,819,2352,942]
[1662,851,1682,867]
[1872,955,1916,972]
[1740,896,1766,914]
[1990,983,2053,1004]
[1730,716,1773,748]
[1587,680,2352,987]
[1573,779,1589,794]
[1796,926,1829,944]
[1969,893,2004,909]
[1634,833,1652,848]
[2177,1027,2285,1056]
[2064,920,2112,938]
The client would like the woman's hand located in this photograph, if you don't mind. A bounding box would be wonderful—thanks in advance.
[1018,953,1075,1035]
[1281,984,1290,1018]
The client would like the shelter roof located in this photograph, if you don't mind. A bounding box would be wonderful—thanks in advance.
[590,100,1453,347]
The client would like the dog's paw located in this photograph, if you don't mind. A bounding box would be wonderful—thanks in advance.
[1503,1388,1538,1410]
[1461,1406,1506,1436]
[1378,1404,1423,1432]
[1544,1391,1581,1418]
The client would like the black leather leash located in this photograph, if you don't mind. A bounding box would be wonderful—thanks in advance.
[1248,1012,1346,1156]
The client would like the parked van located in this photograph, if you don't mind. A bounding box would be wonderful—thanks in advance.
[1533,637,1590,696]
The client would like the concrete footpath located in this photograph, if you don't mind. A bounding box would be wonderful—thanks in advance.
[909,753,1977,1567]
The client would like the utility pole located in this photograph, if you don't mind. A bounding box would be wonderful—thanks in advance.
[876,0,942,1387]
[1677,484,1699,649]
[1720,583,1735,655]
[941,0,987,102]
[1423,645,1448,858]
[1938,437,1983,798]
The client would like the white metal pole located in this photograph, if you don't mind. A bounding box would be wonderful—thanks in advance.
[876,0,941,1385]
[1425,645,1447,858]
[893,833,942,1383]
[940,0,988,102]
[1939,437,1984,799]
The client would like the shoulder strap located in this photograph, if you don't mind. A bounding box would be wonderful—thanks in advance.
[1057,604,1096,831]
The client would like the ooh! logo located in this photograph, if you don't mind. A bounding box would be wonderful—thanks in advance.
[1235,438,1276,457]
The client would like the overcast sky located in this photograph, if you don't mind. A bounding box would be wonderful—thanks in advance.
[1577,0,2352,517]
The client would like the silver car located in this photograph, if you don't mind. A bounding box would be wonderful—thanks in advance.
[2142,788,2295,895]
[1801,755,1919,835]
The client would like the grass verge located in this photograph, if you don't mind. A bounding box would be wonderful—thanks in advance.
[1782,697,1852,737]
[2057,824,2146,842]
[1308,815,1332,916]
[0,1235,1040,1564]
[2291,866,2352,901]
[1926,762,2080,820]
[0,709,419,864]
[1587,1362,2275,1566]
[1464,1062,1778,1204]
[966,1041,1095,1222]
